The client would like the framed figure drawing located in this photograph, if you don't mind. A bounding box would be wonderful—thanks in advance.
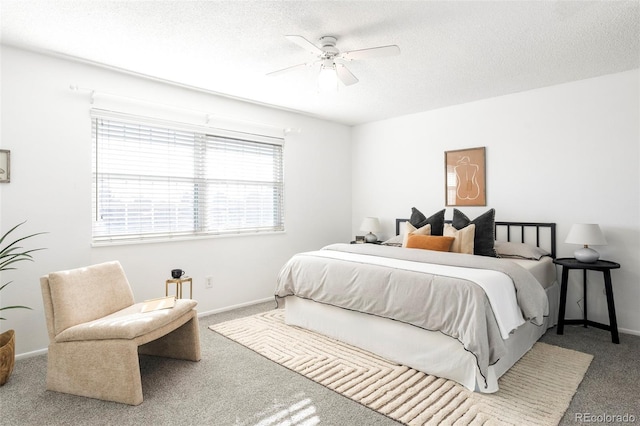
[0,150,9,183]
[445,147,486,206]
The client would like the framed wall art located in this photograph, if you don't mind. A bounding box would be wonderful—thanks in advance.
[445,147,486,206]
[0,150,10,183]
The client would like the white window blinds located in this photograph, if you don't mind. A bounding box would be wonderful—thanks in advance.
[92,111,284,243]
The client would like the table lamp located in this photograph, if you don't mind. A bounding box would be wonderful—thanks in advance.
[360,217,381,243]
[565,223,607,263]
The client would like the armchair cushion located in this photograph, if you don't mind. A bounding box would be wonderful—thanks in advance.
[55,299,198,342]
[48,261,135,335]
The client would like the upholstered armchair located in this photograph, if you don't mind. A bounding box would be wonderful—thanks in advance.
[40,261,201,405]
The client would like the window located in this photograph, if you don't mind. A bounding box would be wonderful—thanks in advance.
[92,111,284,243]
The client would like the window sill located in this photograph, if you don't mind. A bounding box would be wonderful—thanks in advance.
[91,230,286,247]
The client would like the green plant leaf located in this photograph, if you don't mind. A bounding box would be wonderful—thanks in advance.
[0,221,46,271]
[0,221,45,320]
[0,281,14,291]
[0,305,33,320]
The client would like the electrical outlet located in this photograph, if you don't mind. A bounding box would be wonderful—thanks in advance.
[205,276,213,289]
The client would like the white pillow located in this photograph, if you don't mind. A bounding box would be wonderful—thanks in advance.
[495,241,550,260]
[381,234,403,246]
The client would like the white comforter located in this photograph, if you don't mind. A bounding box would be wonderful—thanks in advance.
[275,243,549,388]
[307,249,525,339]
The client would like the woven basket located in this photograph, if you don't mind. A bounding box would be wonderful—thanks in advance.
[0,329,15,386]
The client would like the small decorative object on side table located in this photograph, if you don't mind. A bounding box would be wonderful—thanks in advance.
[554,257,620,343]
[350,240,382,244]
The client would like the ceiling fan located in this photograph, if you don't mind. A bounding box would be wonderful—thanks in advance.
[267,35,400,90]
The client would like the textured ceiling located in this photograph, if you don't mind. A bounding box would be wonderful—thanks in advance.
[1,0,639,125]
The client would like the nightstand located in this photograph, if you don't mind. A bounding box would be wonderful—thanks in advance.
[554,257,620,343]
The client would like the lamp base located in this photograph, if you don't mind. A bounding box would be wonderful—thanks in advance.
[364,233,378,243]
[574,247,599,263]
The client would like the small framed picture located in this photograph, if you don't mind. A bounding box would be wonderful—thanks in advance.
[0,150,10,183]
[355,235,365,244]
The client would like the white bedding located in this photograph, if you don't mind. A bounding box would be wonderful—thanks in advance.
[276,242,551,389]
[507,256,556,289]
[285,280,558,393]
[307,249,524,339]
[278,238,558,393]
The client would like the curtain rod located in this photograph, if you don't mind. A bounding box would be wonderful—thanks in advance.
[68,85,301,135]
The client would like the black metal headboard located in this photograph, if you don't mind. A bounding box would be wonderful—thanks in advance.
[395,219,557,258]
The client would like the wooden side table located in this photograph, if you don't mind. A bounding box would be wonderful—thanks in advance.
[165,277,193,299]
[554,257,620,343]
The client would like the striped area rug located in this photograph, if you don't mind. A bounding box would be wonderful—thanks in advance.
[209,309,592,425]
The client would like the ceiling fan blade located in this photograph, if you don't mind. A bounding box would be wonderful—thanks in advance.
[285,35,323,56]
[339,45,400,61]
[266,62,310,77]
[336,64,359,86]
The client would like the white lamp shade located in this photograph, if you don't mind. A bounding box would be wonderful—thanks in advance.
[565,223,607,263]
[360,217,381,233]
[565,224,607,246]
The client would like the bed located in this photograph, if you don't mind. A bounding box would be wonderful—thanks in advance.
[275,214,558,393]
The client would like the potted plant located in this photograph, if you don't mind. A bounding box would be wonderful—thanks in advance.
[0,222,44,385]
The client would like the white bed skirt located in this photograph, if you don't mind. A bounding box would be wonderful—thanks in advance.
[284,281,559,393]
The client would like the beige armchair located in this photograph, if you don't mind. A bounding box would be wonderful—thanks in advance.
[40,261,201,405]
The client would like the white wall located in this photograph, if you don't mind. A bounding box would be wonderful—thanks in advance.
[0,46,352,356]
[351,70,640,336]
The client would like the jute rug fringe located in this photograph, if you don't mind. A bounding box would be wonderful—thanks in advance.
[210,309,592,426]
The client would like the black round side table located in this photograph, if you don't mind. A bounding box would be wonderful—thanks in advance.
[553,257,621,343]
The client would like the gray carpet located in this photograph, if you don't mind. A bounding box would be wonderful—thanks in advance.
[1,301,638,425]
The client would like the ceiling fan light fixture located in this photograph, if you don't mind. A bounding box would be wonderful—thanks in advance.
[269,34,400,91]
[318,60,338,93]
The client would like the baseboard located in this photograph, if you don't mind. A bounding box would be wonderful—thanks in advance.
[619,326,640,337]
[196,297,275,318]
[15,347,48,361]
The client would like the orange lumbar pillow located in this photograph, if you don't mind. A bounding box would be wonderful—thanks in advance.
[405,234,455,252]
[402,221,431,247]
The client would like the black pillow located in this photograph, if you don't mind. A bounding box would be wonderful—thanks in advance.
[452,208,497,257]
[410,207,446,236]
